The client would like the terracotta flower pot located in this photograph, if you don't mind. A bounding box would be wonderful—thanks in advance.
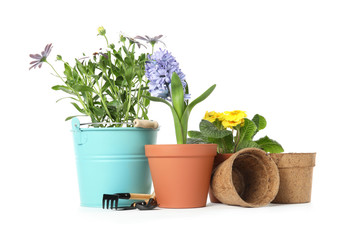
[209,153,233,203]
[211,148,280,207]
[270,153,316,204]
[145,144,217,208]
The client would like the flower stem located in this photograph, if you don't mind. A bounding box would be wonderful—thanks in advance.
[234,127,240,152]
[104,35,109,47]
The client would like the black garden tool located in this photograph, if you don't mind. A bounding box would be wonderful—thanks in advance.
[102,193,158,210]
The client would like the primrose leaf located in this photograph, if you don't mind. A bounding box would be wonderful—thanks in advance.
[236,140,260,152]
[252,114,267,132]
[187,138,207,144]
[199,119,232,138]
[255,136,284,153]
[238,118,257,142]
[211,134,235,153]
[187,130,204,139]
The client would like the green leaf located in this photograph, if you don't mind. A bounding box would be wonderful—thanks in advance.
[64,63,73,79]
[180,84,216,143]
[199,119,232,138]
[72,85,94,92]
[211,133,235,153]
[252,114,267,131]
[107,100,122,109]
[92,106,105,117]
[114,51,124,62]
[52,85,74,95]
[255,136,284,153]
[143,95,184,144]
[71,102,86,114]
[238,118,257,142]
[75,59,87,76]
[236,140,260,152]
[72,68,79,81]
[171,72,185,119]
[187,138,207,144]
[222,134,236,153]
[143,92,151,107]
[124,66,135,86]
[56,96,78,103]
[187,130,204,139]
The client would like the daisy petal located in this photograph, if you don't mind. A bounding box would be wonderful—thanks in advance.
[30,54,42,59]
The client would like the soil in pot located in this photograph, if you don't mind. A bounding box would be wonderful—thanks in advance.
[145,144,217,208]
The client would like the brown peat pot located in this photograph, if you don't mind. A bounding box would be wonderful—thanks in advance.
[211,148,280,207]
[270,153,316,204]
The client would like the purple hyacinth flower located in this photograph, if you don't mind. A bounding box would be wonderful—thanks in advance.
[29,43,52,70]
[145,49,189,101]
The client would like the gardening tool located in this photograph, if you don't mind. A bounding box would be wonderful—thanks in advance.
[78,119,159,129]
[102,193,157,210]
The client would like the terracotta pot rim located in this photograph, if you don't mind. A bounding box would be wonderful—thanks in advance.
[145,144,217,147]
[145,144,217,158]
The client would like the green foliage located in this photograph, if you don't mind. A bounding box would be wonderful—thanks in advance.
[199,120,231,138]
[143,73,216,144]
[47,28,158,126]
[238,118,257,142]
[187,114,284,153]
[255,136,284,153]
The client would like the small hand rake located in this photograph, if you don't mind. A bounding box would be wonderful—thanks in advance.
[102,193,157,210]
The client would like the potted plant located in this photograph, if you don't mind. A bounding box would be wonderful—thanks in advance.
[187,111,284,202]
[29,27,163,207]
[143,49,217,208]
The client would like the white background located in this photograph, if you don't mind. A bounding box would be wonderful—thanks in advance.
[1,0,353,239]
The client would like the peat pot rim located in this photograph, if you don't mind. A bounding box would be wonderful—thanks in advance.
[270,152,316,168]
[270,152,317,156]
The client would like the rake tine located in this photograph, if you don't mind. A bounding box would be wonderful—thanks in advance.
[110,198,115,209]
[102,195,107,209]
[106,197,110,209]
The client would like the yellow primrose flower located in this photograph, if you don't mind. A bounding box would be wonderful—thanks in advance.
[223,110,247,121]
[97,26,106,36]
[221,110,246,129]
[221,119,244,129]
[203,111,218,122]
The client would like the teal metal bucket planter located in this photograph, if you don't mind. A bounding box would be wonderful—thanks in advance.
[71,118,158,207]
